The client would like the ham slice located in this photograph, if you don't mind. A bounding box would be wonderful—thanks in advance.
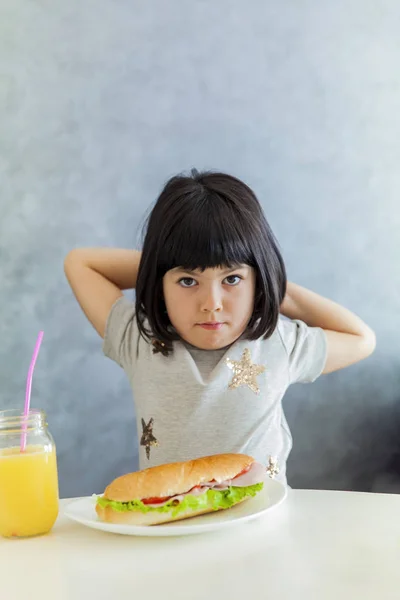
[144,461,266,507]
[229,461,267,487]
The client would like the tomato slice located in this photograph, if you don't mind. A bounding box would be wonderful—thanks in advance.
[141,495,173,505]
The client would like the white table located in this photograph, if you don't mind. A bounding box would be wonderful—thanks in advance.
[2,490,400,599]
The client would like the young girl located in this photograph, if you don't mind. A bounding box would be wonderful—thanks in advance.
[64,170,375,485]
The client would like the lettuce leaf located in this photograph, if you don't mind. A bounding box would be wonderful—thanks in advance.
[97,483,263,518]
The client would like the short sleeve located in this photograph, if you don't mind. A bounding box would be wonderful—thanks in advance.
[277,318,327,384]
[102,295,138,370]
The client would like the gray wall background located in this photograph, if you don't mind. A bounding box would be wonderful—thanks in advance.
[1,1,399,498]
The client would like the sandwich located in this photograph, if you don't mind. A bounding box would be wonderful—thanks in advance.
[96,453,266,526]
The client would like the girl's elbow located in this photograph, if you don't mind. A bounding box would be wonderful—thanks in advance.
[360,328,376,358]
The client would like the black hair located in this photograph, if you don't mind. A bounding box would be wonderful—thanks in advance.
[135,169,287,354]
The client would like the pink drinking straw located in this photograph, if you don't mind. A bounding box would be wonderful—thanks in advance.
[20,331,44,452]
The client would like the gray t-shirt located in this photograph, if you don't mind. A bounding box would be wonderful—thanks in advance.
[103,296,327,485]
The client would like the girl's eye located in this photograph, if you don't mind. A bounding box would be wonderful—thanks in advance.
[178,277,197,288]
[224,275,242,286]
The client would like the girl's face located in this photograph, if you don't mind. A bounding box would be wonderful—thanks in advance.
[163,264,256,350]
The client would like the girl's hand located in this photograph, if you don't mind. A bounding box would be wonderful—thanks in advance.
[64,248,141,338]
[280,282,376,374]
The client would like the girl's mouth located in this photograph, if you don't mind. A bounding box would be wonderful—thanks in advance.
[197,323,224,330]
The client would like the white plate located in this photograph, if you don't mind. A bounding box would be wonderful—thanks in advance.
[64,480,287,537]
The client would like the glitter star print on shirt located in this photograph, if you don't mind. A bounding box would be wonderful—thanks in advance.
[140,418,159,459]
[225,348,266,395]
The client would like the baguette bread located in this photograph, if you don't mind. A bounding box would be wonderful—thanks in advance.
[102,453,255,501]
[96,453,259,526]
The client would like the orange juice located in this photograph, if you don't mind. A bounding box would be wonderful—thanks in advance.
[0,445,59,538]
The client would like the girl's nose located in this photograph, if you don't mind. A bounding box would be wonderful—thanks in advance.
[200,286,223,313]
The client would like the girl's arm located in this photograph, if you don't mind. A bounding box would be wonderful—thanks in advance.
[64,248,141,337]
[280,282,376,374]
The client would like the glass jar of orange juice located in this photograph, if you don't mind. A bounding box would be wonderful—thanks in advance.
[0,408,59,538]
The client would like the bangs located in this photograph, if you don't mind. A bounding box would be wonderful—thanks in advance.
[158,194,255,273]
